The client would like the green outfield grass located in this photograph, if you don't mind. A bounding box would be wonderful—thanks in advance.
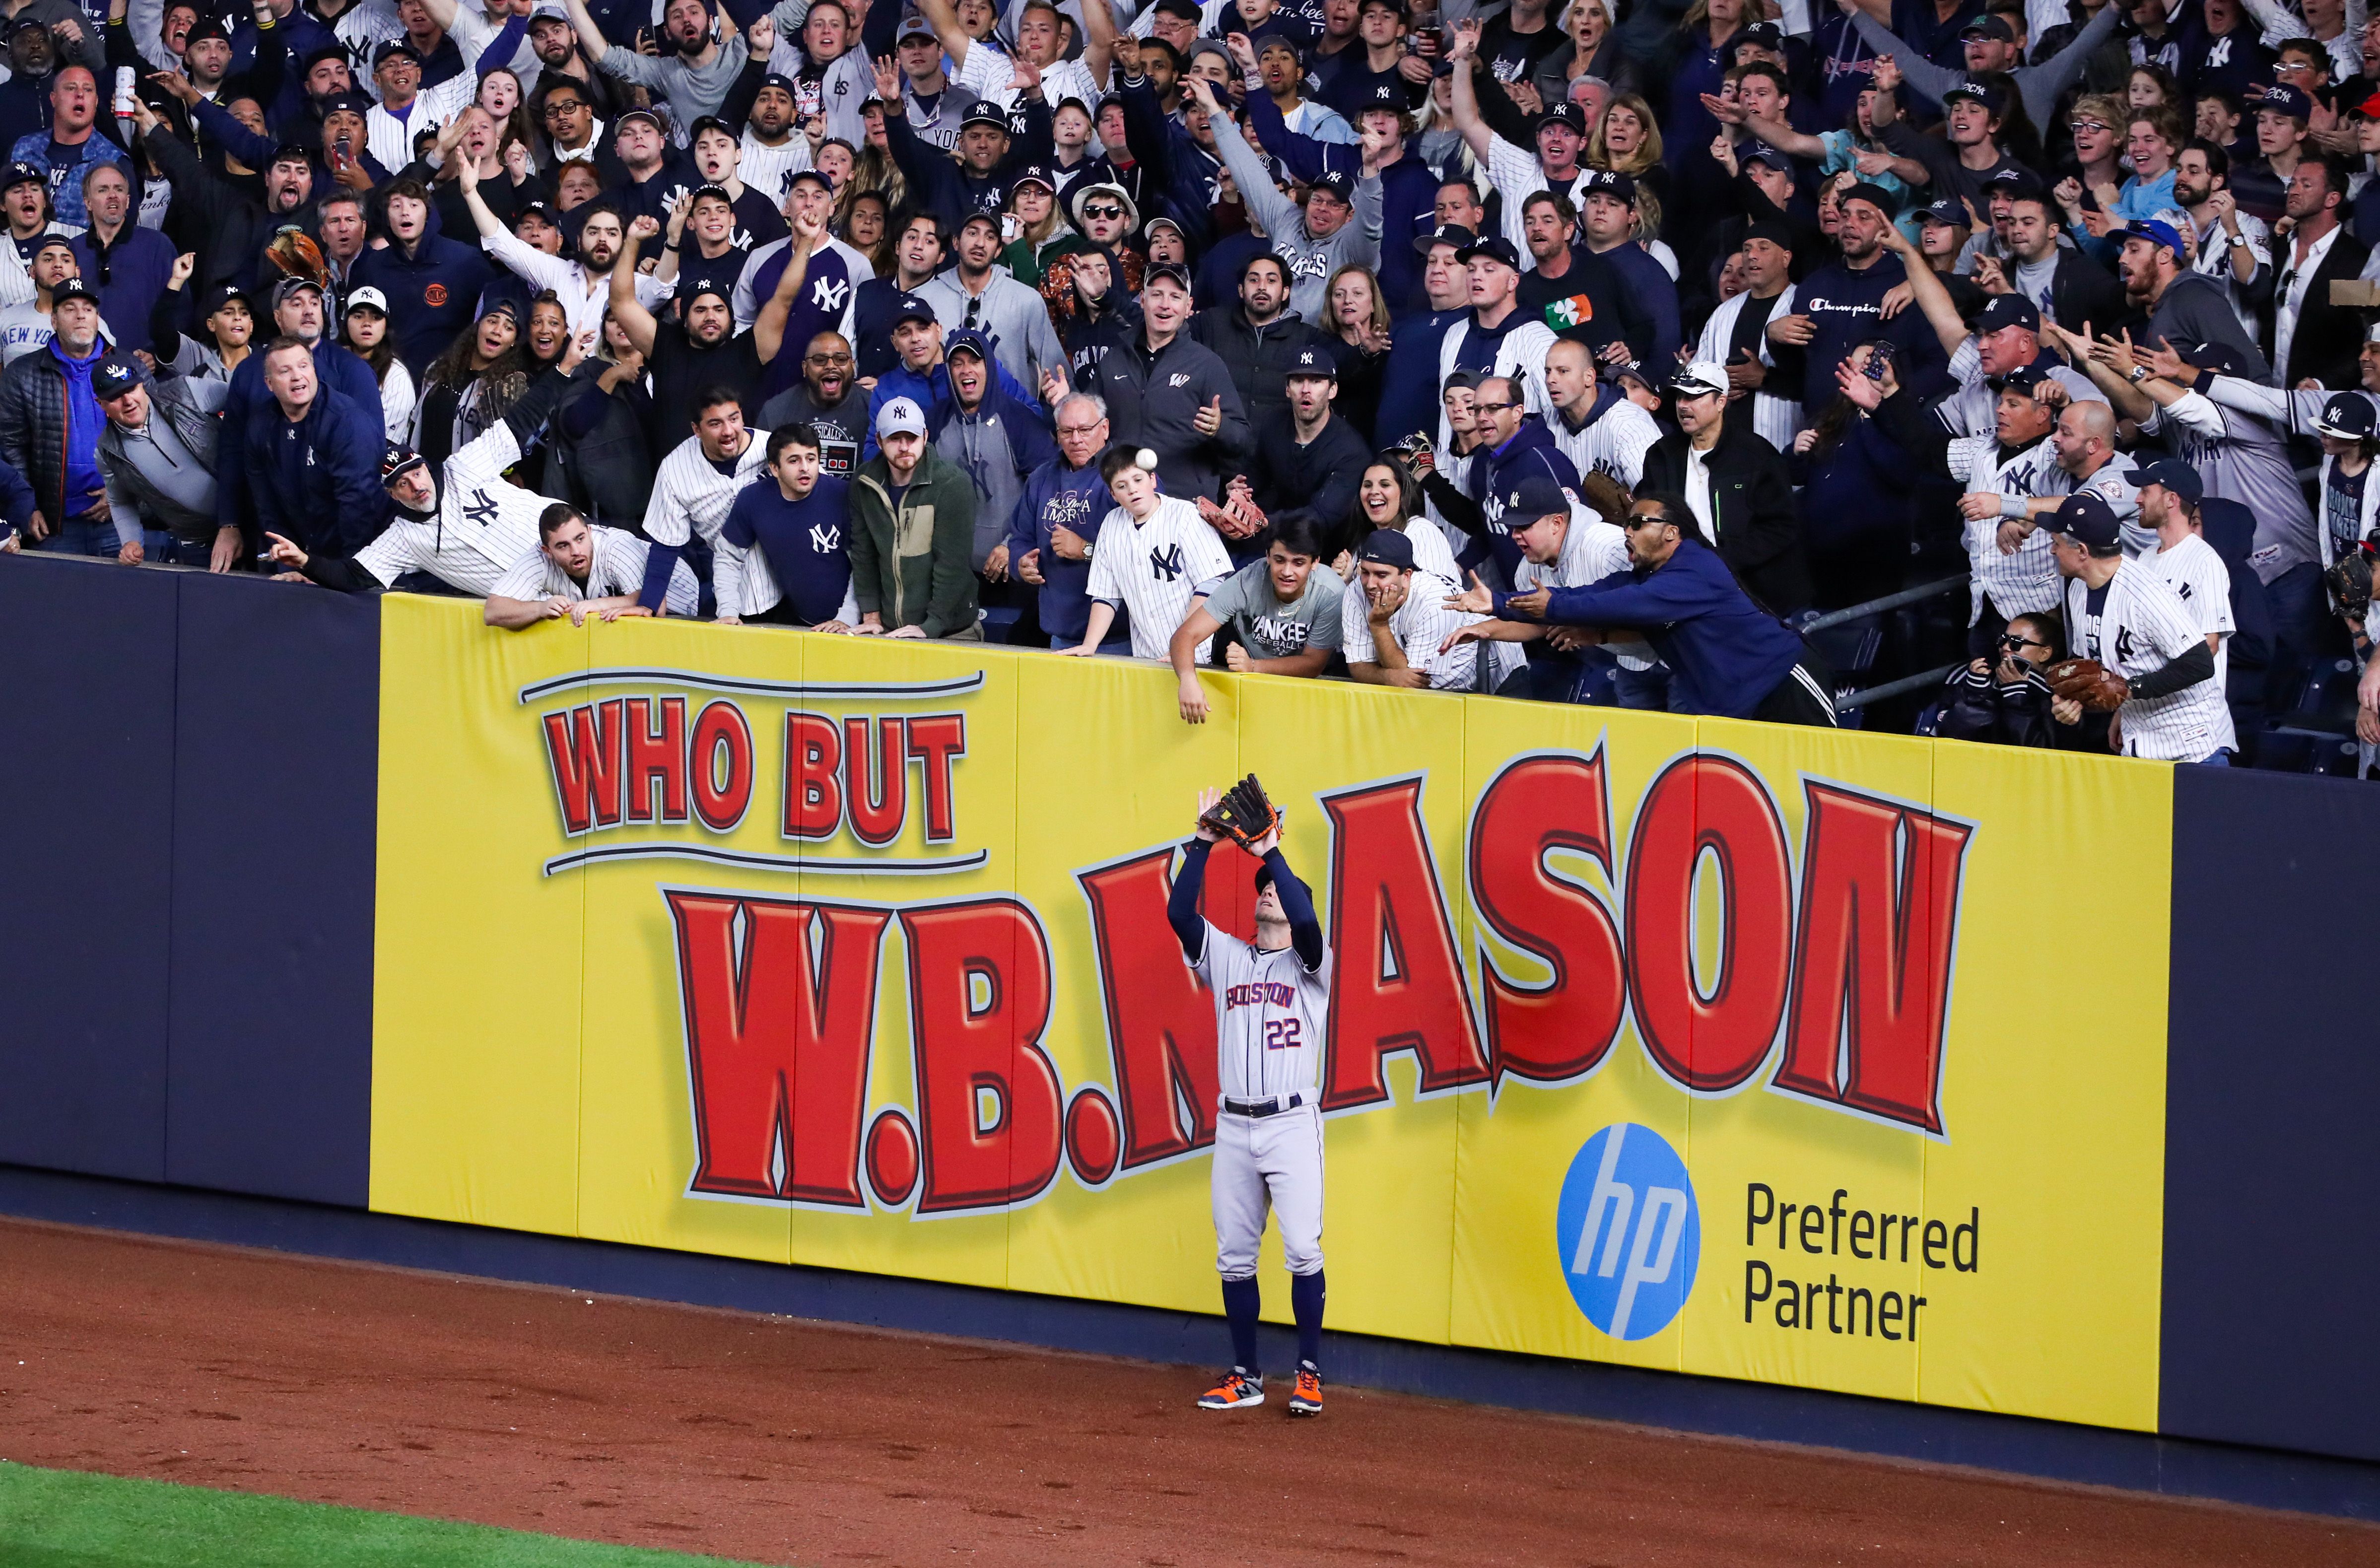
[0,1462,786,1568]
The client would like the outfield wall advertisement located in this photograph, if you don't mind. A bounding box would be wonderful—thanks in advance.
[370,596,2171,1434]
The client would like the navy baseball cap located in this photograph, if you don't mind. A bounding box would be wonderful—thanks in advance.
[199,281,253,318]
[1358,80,1407,115]
[786,167,834,193]
[321,88,373,118]
[2259,82,2314,121]
[2135,457,2203,505]
[1980,162,2042,196]
[1741,218,1794,249]
[1975,293,2040,334]
[962,101,1011,132]
[1961,13,2016,40]
[371,39,422,66]
[944,325,994,362]
[2115,217,2184,254]
[1286,344,1336,379]
[1010,163,1055,193]
[1502,473,1570,529]
[1581,168,1636,204]
[1917,199,1969,227]
[1735,20,1783,50]
[1740,143,1793,173]
[1,159,43,190]
[677,277,733,315]
[91,354,142,399]
[1358,528,1416,569]
[1996,362,2051,397]
[1414,222,1475,255]
[1307,168,1355,203]
[1458,234,1522,270]
[2314,393,2378,440]
[890,291,938,327]
[1942,78,2005,112]
[49,277,96,306]
[2048,490,2122,550]
[1536,101,1586,133]
[2172,337,2256,378]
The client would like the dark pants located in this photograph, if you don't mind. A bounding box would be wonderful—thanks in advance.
[2266,561,2350,721]
[1752,659,1839,727]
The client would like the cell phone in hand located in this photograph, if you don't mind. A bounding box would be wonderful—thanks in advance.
[1864,341,1897,383]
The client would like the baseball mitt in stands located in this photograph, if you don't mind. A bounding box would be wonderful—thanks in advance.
[2045,658,2128,711]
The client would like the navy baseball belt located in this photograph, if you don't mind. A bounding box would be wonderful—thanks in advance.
[1221,1093,1305,1118]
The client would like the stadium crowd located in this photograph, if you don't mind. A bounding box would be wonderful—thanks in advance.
[3,0,2380,762]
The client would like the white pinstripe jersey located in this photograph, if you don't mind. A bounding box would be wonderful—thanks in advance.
[1085,496,1233,660]
[1953,432,2064,624]
[2147,532,2239,755]
[1340,568,1484,689]
[1190,922,1333,1104]
[2066,560,2230,761]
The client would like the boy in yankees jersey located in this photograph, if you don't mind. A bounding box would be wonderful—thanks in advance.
[2048,492,2233,761]
[1166,788,1333,1417]
[1064,445,1233,661]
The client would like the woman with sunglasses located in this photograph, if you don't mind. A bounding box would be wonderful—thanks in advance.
[1938,612,2073,749]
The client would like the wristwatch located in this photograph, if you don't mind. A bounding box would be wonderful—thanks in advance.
[2128,364,2150,383]
[2229,233,2251,249]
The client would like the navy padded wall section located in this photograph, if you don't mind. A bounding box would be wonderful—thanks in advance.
[2163,765,2380,1462]
[0,555,178,1179]
[164,572,378,1205]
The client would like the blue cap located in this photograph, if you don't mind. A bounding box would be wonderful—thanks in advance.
[2048,490,2122,550]
[2115,218,2184,255]
[1502,473,1571,528]
[2135,458,2202,505]
[2259,82,2314,121]
[1,159,44,191]
[1358,528,1415,568]
[1286,343,1336,378]
[91,354,143,399]
[2314,393,2378,440]
[1996,362,2050,397]
[890,292,937,327]
[944,325,995,361]
[1974,293,2040,335]
[1918,199,1970,227]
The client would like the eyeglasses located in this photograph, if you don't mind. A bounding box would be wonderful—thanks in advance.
[804,350,853,364]
[1055,421,1104,437]
[2069,118,2110,134]
[1473,400,1517,412]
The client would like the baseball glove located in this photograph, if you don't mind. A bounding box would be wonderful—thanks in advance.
[2324,540,2376,618]
[2045,657,2129,711]
[1577,471,1632,525]
[1200,774,1281,853]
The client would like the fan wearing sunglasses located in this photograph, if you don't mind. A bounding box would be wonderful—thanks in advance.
[1937,611,2076,749]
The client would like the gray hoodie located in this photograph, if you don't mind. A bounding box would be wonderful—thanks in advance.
[1209,105,1382,324]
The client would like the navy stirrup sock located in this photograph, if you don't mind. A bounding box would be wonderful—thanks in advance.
[1221,1276,1261,1372]
[1291,1268,1325,1369]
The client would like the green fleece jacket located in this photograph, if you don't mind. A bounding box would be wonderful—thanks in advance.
[848,449,982,638]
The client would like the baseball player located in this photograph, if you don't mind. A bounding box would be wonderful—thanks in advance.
[1063,446,1232,661]
[484,503,696,626]
[2046,491,2233,762]
[1166,781,1332,1417]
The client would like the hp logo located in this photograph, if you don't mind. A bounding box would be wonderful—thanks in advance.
[1554,1124,1700,1340]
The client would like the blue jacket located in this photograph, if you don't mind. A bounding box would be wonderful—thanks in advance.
[0,449,35,541]
[1005,454,1116,643]
[1510,539,1807,719]
[1468,418,1578,579]
[864,356,1040,460]
[1374,307,1460,447]
[8,130,128,229]
[247,385,387,558]
[1114,73,1219,252]
[350,230,498,376]
[217,337,385,544]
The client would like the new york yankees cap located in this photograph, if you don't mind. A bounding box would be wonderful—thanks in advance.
[343,285,390,315]
[1285,345,1336,380]
[2314,393,2377,440]
[1580,168,1636,204]
[1502,473,1569,529]
[1,159,44,191]
[1457,233,1522,270]
[961,101,1012,132]
[91,354,142,400]
[876,396,927,438]
[49,277,98,307]
[380,441,428,487]
[1670,358,1729,398]
[1974,293,2040,335]
[945,326,993,362]
[1414,222,1475,255]
[890,291,938,326]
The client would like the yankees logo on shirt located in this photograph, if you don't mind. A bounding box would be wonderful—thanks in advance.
[1085,494,1231,661]
[2065,560,2231,760]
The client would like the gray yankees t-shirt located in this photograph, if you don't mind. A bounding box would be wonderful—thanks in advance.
[1202,559,1346,660]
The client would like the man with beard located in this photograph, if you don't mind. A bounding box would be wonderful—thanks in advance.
[610,208,814,449]
[2174,139,2269,327]
[2107,217,2270,384]
[919,209,1067,396]
[531,74,624,185]
[756,329,865,478]
[1764,183,1941,419]
[461,175,654,341]
[728,68,803,201]
[486,503,696,625]
[565,0,747,128]
[603,106,697,226]
[880,70,1055,236]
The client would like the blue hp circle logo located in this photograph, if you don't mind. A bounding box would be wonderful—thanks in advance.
[1554,1123,1700,1340]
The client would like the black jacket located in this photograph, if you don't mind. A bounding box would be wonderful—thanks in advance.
[1638,419,1812,614]
[1088,330,1252,505]
[1186,304,1331,436]
[2040,249,2128,341]
[2260,225,2371,392]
